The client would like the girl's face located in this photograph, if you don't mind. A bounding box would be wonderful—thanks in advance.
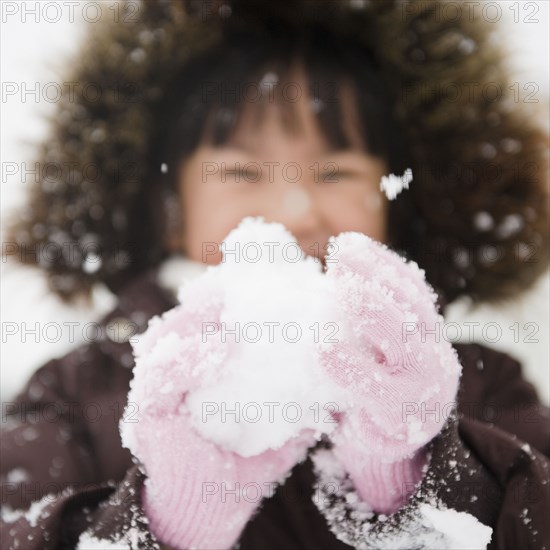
[172,69,389,265]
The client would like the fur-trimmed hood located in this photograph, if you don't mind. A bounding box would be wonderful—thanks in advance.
[5,0,549,304]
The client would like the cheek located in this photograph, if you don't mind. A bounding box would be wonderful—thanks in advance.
[364,189,384,215]
[362,190,388,240]
[180,172,260,263]
[320,187,388,243]
[179,165,222,262]
[369,202,388,242]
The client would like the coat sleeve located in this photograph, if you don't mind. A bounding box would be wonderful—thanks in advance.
[0,353,163,549]
[1,463,162,549]
[281,413,549,550]
[454,343,550,458]
[1,356,98,512]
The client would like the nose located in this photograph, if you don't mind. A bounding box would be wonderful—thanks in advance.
[281,187,311,220]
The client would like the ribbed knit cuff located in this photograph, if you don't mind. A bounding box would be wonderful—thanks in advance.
[141,475,251,550]
[349,447,430,515]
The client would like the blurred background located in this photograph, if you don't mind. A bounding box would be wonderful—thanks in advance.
[1,1,549,404]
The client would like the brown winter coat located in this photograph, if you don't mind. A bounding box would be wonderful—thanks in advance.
[1,269,549,549]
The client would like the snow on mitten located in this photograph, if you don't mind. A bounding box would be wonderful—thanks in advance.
[120,269,315,550]
[318,232,462,514]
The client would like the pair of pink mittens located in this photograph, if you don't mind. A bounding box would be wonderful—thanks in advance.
[121,229,461,549]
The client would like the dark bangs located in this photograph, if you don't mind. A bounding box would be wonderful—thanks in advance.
[151,24,408,188]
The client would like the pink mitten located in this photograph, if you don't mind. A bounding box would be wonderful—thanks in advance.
[319,233,462,514]
[121,273,315,550]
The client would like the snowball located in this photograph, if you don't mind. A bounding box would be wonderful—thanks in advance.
[184,217,350,456]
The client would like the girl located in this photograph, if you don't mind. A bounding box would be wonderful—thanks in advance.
[1,1,549,548]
